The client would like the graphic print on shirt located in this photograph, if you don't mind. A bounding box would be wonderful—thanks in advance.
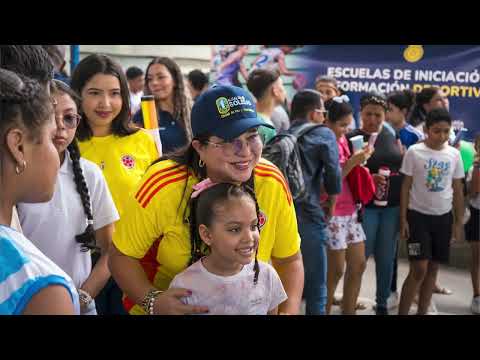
[258,210,268,230]
[424,158,450,192]
[121,155,136,169]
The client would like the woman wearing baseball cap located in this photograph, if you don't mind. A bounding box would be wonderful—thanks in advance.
[109,85,304,315]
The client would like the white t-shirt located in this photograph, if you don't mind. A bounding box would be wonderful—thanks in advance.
[467,167,480,209]
[271,105,290,132]
[400,142,464,215]
[0,225,80,315]
[169,259,287,315]
[10,206,22,233]
[130,91,143,116]
[17,151,120,289]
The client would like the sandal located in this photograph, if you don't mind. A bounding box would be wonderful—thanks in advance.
[333,295,367,310]
[356,302,367,310]
[433,286,453,295]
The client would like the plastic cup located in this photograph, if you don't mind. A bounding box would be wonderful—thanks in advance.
[350,135,364,153]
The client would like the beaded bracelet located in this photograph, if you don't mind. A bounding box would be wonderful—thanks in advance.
[141,289,163,315]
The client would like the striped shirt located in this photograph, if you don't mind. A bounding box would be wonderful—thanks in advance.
[112,158,300,314]
[0,225,80,315]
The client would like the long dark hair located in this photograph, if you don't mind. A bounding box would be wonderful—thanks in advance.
[70,54,138,141]
[189,183,260,285]
[324,97,353,123]
[144,57,192,142]
[51,80,98,252]
[409,87,440,127]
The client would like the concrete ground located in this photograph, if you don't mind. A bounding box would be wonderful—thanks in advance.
[300,258,476,315]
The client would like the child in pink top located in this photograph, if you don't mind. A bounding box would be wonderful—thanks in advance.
[323,96,373,314]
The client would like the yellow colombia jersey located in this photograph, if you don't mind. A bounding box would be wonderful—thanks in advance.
[113,158,301,315]
[78,129,158,218]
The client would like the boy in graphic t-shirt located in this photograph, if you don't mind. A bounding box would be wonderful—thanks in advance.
[398,108,465,315]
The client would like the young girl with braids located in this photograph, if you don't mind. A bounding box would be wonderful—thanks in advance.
[71,54,158,315]
[109,85,303,315]
[0,69,79,315]
[169,181,287,315]
[18,80,119,315]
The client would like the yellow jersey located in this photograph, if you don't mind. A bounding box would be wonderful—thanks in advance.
[78,129,158,218]
[112,158,301,314]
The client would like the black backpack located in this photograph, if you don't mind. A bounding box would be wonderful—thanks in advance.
[262,123,323,203]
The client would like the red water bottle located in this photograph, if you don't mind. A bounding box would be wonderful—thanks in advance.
[374,166,391,206]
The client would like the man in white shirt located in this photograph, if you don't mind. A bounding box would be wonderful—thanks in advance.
[126,66,144,116]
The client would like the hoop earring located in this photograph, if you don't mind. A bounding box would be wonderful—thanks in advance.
[15,160,27,175]
[198,159,205,168]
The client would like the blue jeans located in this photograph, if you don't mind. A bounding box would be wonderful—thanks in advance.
[298,220,328,315]
[362,206,400,309]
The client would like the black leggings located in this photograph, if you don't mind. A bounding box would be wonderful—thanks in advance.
[391,239,398,293]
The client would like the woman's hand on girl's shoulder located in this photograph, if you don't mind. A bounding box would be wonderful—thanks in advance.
[153,288,209,315]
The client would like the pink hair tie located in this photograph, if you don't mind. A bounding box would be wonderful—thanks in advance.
[191,178,218,199]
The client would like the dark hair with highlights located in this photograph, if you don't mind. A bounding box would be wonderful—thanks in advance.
[144,57,192,142]
[189,182,261,285]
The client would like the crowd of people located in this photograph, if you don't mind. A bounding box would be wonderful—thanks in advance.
[0,45,478,316]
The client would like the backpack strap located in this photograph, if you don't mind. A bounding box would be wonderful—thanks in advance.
[290,122,324,140]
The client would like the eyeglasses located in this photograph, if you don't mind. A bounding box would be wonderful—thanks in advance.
[205,133,263,156]
[314,109,328,117]
[55,113,82,129]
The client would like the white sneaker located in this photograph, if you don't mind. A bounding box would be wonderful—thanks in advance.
[471,297,480,314]
[387,291,399,310]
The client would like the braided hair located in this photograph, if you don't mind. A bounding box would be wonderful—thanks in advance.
[0,45,54,86]
[189,182,261,285]
[68,139,98,252]
[0,68,53,140]
[51,79,98,253]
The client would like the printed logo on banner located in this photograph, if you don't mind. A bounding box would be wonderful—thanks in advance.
[404,45,424,63]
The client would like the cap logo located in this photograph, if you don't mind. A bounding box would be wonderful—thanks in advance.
[216,97,230,115]
[215,95,254,119]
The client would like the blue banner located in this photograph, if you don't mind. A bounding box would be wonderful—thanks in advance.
[300,45,480,141]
